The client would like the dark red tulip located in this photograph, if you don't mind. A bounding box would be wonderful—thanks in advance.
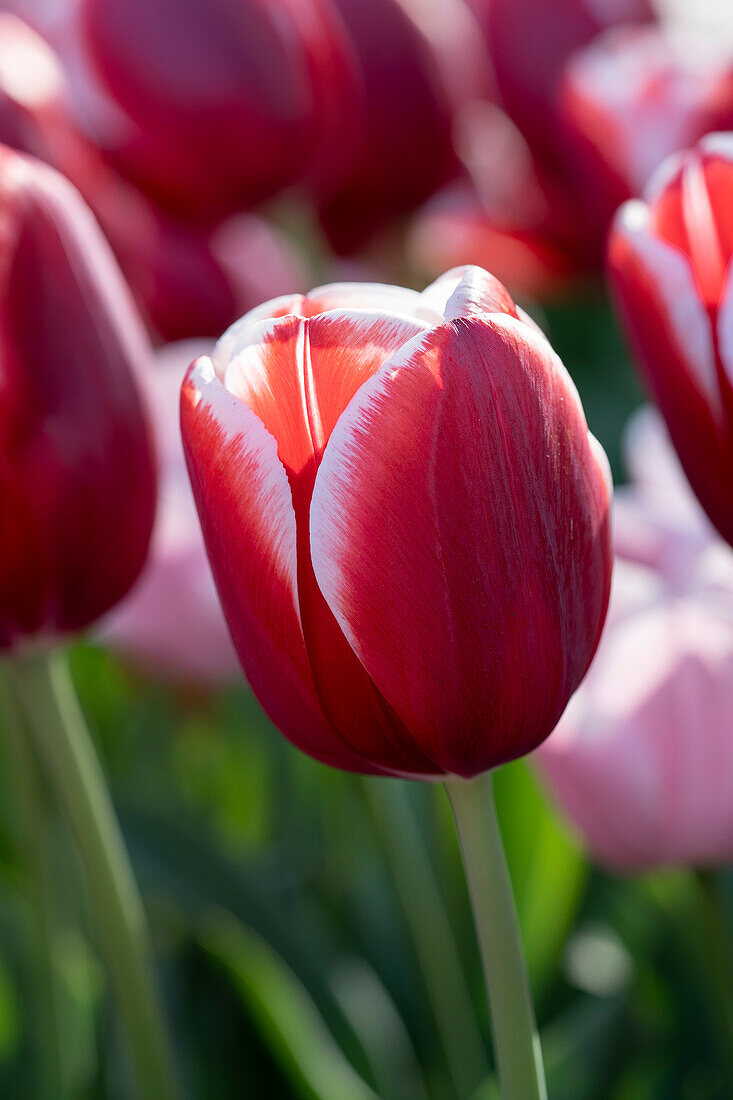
[472,0,654,174]
[608,134,733,548]
[0,147,156,649]
[79,0,363,220]
[317,0,490,253]
[181,267,612,777]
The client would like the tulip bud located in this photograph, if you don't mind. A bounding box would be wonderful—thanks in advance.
[79,0,364,220]
[0,147,156,650]
[317,0,490,253]
[472,0,654,177]
[608,133,733,548]
[181,267,612,778]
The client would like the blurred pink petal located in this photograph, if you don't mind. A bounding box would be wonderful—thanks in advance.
[100,340,241,686]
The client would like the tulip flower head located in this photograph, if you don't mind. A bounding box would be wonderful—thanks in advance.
[181,267,611,778]
[608,133,733,548]
[0,147,156,650]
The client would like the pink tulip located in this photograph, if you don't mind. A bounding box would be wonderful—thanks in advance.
[100,342,241,685]
[181,266,612,777]
[538,407,733,869]
[0,146,156,650]
[608,133,733,548]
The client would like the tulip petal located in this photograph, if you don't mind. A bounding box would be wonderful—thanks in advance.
[419,264,518,321]
[609,200,733,542]
[181,355,386,772]
[310,315,611,777]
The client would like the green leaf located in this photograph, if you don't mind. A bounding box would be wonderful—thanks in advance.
[201,910,378,1100]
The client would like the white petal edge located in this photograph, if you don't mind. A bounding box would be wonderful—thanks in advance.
[614,201,722,417]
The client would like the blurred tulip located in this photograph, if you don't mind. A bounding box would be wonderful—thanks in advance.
[608,133,733,548]
[0,12,309,342]
[181,266,612,777]
[0,12,100,193]
[409,103,591,299]
[0,147,156,650]
[538,407,733,869]
[470,0,654,174]
[91,182,309,341]
[561,24,733,219]
[101,342,241,685]
[78,0,363,220]
[317,0,490,253]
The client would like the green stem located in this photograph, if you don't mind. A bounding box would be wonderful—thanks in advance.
[0,667,64,1099]
[7,649,179,1100]
[445,773,547,1100]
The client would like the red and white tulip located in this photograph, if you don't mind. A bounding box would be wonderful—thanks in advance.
[181,267,612,777]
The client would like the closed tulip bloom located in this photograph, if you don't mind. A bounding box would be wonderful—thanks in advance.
[79,0,363,220]
[470,0,654,176]
[538,409,733,868]
[181,267,612,777]
[317,0,489,253]
[608,134,733,548]
[0,147,156,650]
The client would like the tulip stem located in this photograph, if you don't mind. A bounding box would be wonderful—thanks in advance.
[8,648,179,1100]
[0,666,64,1100]
[445,772,547,1100]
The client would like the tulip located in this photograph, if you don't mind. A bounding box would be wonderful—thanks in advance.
[91,183,309,341]
[608,133,733,548]
[102,341,241,684]
[316,0,490,253]
[78,0,364,220]
[561,24,733,221]
[538,407,733,869]
[471,0,654,176]
[0,146,156,650]
[0,146,175,1100]
[181,265,612,778]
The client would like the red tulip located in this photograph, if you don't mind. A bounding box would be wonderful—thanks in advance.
[78,0,363,220]
[181,267,612,777]
[91,179,308,342]
[317,0,490,253]
[472,0,654,175]
[608,134,733,548]
[0,147,156,650]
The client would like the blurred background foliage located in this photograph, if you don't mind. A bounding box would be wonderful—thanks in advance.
[1,299,729,1100]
